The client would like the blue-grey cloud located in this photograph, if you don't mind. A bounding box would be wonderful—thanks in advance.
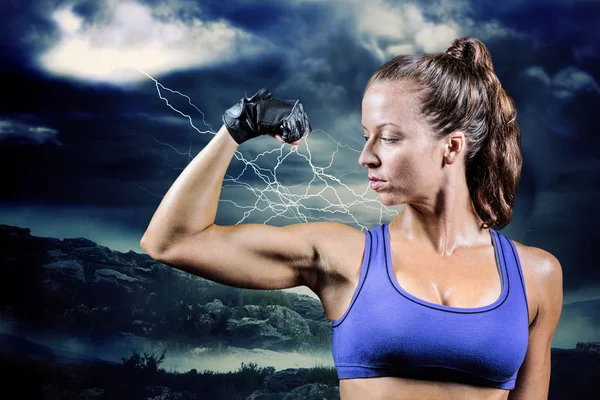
[1,0,599,299]
[37,2,278,84]
[0,117,62,146]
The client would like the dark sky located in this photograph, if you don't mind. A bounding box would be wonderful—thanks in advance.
[0,0,599,303]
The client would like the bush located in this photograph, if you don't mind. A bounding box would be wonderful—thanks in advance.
[230,362,275,397]
[207,285,243,307]
[241,289,292,308]
[306,319,333,341]
[302,363,338,386]
[0,351,341,400]
[120,349,167,383]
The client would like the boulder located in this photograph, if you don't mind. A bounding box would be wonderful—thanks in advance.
[262,305,311,338]
[225,318,292,349]
[94,268,141,292]
[204,299,232,321]
[246,390,284,400]
[43,259,86,283]
[232,304,265,320]
[75,388,106,400]
[287,293,327,322]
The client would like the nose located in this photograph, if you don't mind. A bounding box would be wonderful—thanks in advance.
[358,138,380,168]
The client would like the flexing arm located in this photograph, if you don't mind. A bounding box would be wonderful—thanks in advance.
[140,90,336,293]
[141,88,309,253]
[140,125,240,254]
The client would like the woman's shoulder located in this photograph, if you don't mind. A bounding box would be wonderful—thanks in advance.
[313,222,367,264]
[310,222,367,278]
[511,239,562,281]
[511,239,563,322]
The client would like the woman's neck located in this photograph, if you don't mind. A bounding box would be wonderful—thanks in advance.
[391,192,488,256]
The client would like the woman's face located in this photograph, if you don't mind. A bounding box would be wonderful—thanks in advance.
[358,80,446,207]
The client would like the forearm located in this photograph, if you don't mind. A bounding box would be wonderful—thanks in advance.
[140,125,239,255]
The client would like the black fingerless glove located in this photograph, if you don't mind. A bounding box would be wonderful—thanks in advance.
[222,87,312,145]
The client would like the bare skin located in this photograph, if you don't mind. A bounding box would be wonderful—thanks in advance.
[141,81,562,400]
[320,219,541,400]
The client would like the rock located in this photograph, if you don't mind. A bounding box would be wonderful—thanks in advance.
[230,305,311,345]
[69,244,140,269]
[205,299,230,315]
[42,259,87,295]
[263,305,311,338]
[232,304,265,319]
[95,268,138,283]
[145,386,197,400]
[287,293,327,322]
[1,224,244,348]
[183,313,215,336]
[94,268,141,292]
[105,251,140,268]
[46,249,68,260]
[75,388,106,400]
[43,259,86,283]
[264,368,309,393]
[576,342,600,353]
[246,390,284,400]
[0,224,31,236]
[164,392,197,400]
[204,299,232,324]
[144,385,170,399]
[131,319,158,336]
[63,238,97,248]
[281,383,339,400]
[43,278,62,293]
[225,318,292,349]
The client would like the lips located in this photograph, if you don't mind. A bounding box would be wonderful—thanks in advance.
[369,180,384,190]
[368,176,385,190]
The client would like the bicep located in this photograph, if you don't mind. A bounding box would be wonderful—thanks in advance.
[152,222,337,292]
[509,251,563,399]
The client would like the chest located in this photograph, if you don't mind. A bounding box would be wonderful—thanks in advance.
[330,232,531,389]
[388,240,504,310]
[322,230,537,327]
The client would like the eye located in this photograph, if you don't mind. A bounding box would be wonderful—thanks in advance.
[363,136,398,143]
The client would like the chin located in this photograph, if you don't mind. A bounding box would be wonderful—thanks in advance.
[377,194,404,207]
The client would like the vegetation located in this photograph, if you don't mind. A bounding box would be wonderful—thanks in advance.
[240,289,292,308]
[302,363,339,386]
[0,349,336,400]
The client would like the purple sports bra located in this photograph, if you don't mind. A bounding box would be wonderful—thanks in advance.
[331,224,529,390]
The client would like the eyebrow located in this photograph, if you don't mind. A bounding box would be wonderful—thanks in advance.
[361,122,403,132]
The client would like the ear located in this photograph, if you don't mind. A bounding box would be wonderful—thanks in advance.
[443,131,465,165]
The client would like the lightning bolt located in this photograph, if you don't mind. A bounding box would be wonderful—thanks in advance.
[133,67,398,231]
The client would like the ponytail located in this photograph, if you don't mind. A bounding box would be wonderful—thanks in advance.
[366,37,522,229]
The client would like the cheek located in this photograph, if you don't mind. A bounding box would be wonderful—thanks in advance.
[397,155,437,187]
[391,157,420,186]
[413,143,441,175]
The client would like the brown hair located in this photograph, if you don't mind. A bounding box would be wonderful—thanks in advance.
[366,37,522,230]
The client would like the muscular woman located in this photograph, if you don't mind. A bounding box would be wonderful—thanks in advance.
[140,37,562,400]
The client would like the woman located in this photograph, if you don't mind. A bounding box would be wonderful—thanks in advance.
[140,37,563,400]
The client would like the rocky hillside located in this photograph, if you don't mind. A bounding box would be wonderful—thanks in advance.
[2,224,600,398]
[0,224,331,353]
